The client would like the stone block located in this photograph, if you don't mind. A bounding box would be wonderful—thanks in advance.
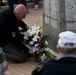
[43,0,76,50]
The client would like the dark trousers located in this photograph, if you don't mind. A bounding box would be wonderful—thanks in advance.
[13,0,18,4]
[34,0,39,5]
[21,0,27,7]
[3,44,27,63]
[8,0,27,10]
[8,0,14,10]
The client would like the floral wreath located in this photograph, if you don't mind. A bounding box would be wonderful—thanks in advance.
[21,21,58,62]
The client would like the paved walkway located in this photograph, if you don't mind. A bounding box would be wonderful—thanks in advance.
[4,8,43,75]
[6,58,38,75]
[23,8,43,27]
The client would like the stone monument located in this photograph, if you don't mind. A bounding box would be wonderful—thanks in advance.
[43,0,76,51]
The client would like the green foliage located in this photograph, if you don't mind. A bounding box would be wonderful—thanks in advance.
[41,35,50,42]
[40,27,43,34]
[45,50,54,58]
[40,35,50,46]
[20,32,24,35]
[26,25,29,29]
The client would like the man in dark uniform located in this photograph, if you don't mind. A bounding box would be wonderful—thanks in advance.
[0,4,29,63]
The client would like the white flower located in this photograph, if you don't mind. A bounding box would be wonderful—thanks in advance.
[28,31,34,36]
[27,28,32,33]
[30,24,40,35]
[27,28,35,36]
[32,34,40,42]
[34,43,39,47]
[24,36,28,40]
[29,40,34,45]
[25,24,40,37]
[41,53,46,62]
[24,32,29,40]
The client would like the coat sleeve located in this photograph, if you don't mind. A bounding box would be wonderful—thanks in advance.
[18,20,29,31]
[31,69,39,75]
[12,32,29,53]
[12,21,29,53]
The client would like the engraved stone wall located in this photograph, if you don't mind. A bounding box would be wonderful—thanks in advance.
[65,0,76,31]
[43,0,76,50]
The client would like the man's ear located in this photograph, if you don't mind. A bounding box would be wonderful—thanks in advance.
[56,45,61,53]
[74,50,76,54]
[16,11,19,15]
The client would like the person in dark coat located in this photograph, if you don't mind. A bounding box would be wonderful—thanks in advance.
[8,0,27,10]
[35,31,76,75]
[34,0,39,10]
[0,4,29,63]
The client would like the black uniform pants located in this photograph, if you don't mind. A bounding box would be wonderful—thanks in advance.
[3,44,27,63]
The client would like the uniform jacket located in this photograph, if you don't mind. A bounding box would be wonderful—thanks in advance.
[37,57,76,75]
[0,9,28,52]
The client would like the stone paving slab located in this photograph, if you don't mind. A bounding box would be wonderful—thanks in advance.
[23,8,43,27]
[5,58,38,75]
